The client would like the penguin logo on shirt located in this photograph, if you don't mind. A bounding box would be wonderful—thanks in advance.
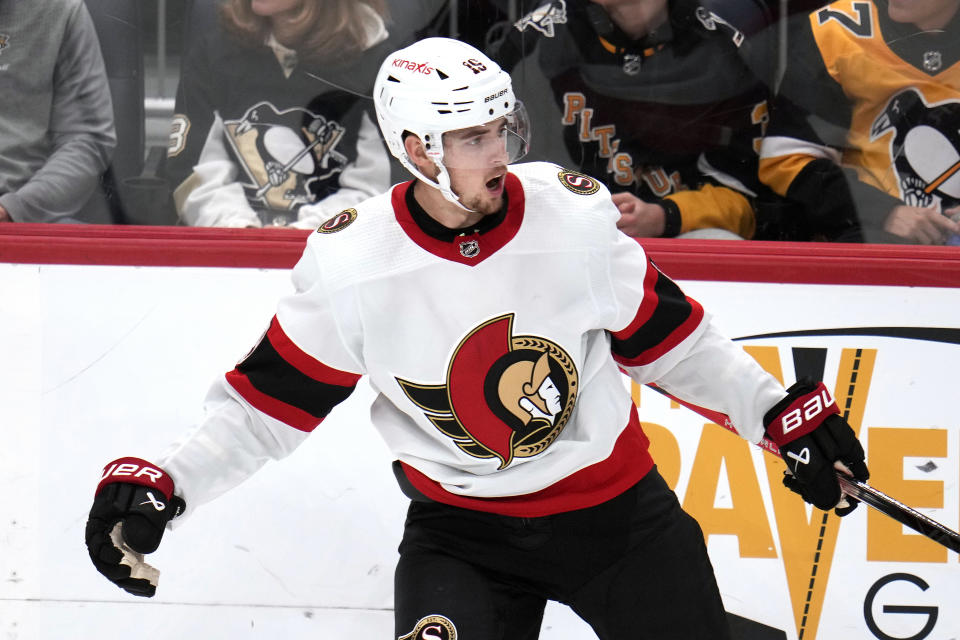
[397,313,578,470]
[0,34,9,55]
[224,101,348,211]
[514,0,567,38]
[870,88,960,209]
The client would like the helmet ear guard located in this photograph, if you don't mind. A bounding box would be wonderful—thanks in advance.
[373,37,530,207]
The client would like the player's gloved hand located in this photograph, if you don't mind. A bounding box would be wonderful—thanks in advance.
[85,457,185,597]
[764,380,869,516]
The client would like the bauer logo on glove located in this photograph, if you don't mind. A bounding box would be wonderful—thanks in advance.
[763,380,869,515]
[85,457,184,597]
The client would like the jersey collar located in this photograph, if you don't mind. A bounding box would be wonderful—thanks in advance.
[391,172,525,265]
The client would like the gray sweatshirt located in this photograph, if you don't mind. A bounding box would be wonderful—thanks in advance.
[0,0,116,223]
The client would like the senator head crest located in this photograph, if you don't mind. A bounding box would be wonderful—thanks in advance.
[397,314,578,469]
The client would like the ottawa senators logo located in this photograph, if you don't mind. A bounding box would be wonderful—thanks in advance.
[316,208,357,233]
[870,88,960,210]
[557,169,601,195]
[398,615,457,640]
[397,314,578,470]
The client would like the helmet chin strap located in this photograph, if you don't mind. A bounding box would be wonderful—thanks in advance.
[400,154,476,213]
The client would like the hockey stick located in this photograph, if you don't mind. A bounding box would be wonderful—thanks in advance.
[647,384,960,554]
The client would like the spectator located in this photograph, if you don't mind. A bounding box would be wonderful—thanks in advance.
[0,0,116,224]
[492,0,785,239]
[167,0,399,229]
[758,0,960,243]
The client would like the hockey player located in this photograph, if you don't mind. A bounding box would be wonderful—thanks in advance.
[86,37,868,638]
[758,0,960,243]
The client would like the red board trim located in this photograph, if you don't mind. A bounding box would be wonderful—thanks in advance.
[2,224,960,287]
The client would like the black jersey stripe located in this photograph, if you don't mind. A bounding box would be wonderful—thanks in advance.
[226,328,357,431]
[610,263,703,366]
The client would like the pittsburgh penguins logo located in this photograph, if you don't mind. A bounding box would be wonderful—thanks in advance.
[514,0,567,38]
[0,34,9,55]
[870,88,960,209]
[397,314,578,470]
[316,208,357,234]
[557,169,601,195]
[398,615,457,640]
[224,101,348,212]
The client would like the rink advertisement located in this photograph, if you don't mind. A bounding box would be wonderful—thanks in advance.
[632,280,959,640]
[1,232,958,640]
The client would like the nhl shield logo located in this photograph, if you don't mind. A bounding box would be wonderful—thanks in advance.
[923,50,942,73]
[458,239,480,258]
[397,314,578,470]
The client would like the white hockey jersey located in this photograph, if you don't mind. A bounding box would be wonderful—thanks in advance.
[159,161,785,518]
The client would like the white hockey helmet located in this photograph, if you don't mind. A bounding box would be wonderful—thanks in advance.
[373,37,530,206]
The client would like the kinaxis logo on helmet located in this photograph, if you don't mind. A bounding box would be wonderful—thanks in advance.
[397,314,578,469]
[392,58,433,75]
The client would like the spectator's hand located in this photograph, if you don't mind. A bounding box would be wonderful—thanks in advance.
[0,204,10,222]
[612,192,666,237]
[883,204,960,244]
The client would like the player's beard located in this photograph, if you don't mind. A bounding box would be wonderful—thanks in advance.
[459,191,504,216]
[456,170,507,216]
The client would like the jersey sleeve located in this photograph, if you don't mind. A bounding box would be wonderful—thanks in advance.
[606,235,784,443]
[157,239,363,515]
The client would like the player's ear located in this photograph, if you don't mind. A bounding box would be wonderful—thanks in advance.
[403,133,436,176]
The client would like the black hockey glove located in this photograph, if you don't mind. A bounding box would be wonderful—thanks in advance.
[764,380,869,516]
[85,457,185,597]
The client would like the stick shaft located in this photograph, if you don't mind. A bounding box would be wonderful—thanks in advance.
[647,384,960,553]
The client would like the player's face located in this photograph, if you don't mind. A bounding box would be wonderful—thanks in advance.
[537,377,563,416]
[250,0,302,18]
[442,119,511,216]
[887,0,960,29]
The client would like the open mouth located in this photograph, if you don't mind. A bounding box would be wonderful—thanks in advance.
[485,175,504,191]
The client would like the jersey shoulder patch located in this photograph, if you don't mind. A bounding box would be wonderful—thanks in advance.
[316,208,358,234]
[556,168,602,195]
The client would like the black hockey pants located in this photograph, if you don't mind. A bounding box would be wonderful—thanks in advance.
[394,467,732,639]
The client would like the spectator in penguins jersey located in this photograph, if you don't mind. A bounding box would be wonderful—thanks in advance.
[758,0,960,243]
[166,0,442,229]
[491,0,790,239]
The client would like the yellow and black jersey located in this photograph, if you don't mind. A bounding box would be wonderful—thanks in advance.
[760,0,960,240]
[496,0,780,238]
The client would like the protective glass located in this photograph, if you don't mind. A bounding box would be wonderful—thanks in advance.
[439,102,530,169]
